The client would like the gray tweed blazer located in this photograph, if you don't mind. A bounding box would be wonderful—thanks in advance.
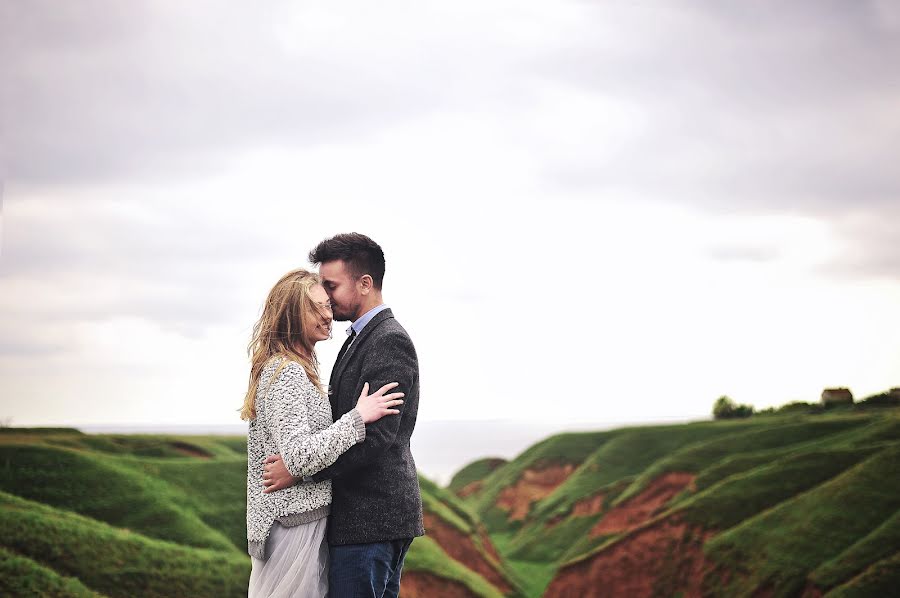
[310,308,425,545]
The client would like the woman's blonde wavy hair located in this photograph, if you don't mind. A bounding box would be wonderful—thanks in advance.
[240,268,330,420]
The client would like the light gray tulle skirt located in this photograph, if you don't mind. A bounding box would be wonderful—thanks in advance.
[248,518,329,598]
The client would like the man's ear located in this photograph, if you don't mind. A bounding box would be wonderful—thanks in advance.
[359,274,374,295]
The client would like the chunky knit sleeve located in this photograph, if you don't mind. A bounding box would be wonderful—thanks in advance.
[263,361,366,478]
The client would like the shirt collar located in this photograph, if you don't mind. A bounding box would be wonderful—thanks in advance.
[349,303,389,337]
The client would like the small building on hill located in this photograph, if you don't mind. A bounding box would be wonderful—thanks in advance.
[821,388,854,405]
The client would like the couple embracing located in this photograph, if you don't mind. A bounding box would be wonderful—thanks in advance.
[241,233,424,597]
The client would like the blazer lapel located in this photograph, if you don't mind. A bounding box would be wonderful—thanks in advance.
[329,308,394,405]
[329,332,355,394]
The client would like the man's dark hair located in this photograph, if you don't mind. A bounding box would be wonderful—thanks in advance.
[309,233,386,289]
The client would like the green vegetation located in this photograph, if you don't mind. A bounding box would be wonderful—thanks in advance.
[470,431,611,532]
[0,427,84,436]
[0,444,239,552]
[810,509,900,589]
[122,458,249,550]
[0,491,249,598]
[616,416,869,504]
[503,560,557,598]
[858,389,900,407]
[826,551,900,598]
[724,387,900,418]
[712,395,754,419]
[404,536,505,598]
[703,444,900,596]
[0,547,100,598]
[3,405,899,597]
[417,476,527,597]
[506,421,755,562]
[419,475,478,534]
[0,428,525,597]
[448,457,507,496]
[678,446,880,531]
[456,408,899,596]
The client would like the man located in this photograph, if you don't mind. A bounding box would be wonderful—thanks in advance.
[262,232,424,597]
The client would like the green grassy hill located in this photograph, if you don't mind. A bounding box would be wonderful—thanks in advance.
[0,428,522,598]
[0,490,249,598]
[448,458,508,500]
[3,407,898,597]
[469,431,610,535]
[410,476,526,597]
[528,412,900,597]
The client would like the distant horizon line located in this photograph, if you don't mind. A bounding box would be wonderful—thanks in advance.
[5,414,714,435]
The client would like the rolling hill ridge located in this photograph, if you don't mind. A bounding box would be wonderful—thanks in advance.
[2,405,898,597]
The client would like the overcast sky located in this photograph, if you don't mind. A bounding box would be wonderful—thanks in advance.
[2,0,899,429]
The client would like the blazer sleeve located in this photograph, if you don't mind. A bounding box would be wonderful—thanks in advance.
[310,329,417,481]
[263,361,367,478]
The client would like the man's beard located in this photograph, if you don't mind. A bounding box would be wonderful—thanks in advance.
[331,303,358,322]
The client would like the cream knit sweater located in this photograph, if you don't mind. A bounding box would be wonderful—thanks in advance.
[246,356,365,559]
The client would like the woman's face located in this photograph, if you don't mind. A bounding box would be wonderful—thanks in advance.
[306,284,334,343]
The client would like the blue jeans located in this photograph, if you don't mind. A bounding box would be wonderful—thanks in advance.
[328,538,414,598]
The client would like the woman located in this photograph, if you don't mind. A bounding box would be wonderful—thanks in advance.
[241,268,404,598]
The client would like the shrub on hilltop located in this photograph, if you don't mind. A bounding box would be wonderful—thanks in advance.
[712,396,754,420]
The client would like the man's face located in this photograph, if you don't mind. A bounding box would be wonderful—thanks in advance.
[318,260,362,322]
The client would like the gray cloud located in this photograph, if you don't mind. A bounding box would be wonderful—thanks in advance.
[0,337,67,357]
[2,0,899,283]
[0,197,287,337]
[519,1,900,279]
[0,1,460,184]
[533,2,900,204]
[0,200,278,278]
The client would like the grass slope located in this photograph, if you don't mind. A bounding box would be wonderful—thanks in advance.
[703,443,900,596]
[0,444,238,552]
[506,421,757,562]
[121,458,248,551]
[810,509,900,590]
[0,491,249,598]
[417,476,526,597]
[617,416,870,504]
[404,536,505,598]
[448,458,508,497]
[472,431,610,533]
[6,409,899,598]
[0,547,101,598]
[1,429,523,598]
[825,551,900,598]
[469,411,899,597]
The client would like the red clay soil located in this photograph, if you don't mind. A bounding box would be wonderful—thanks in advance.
[800,582,824,598]
[458,480,484,498]
[544,515,714,598]
[573,492,606,516]
[423,511,513,594]
[546,492,606,528]
[496,463,577,521]
[479,528,503,563]
[401,571,480,598]
[590,471,695,536]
